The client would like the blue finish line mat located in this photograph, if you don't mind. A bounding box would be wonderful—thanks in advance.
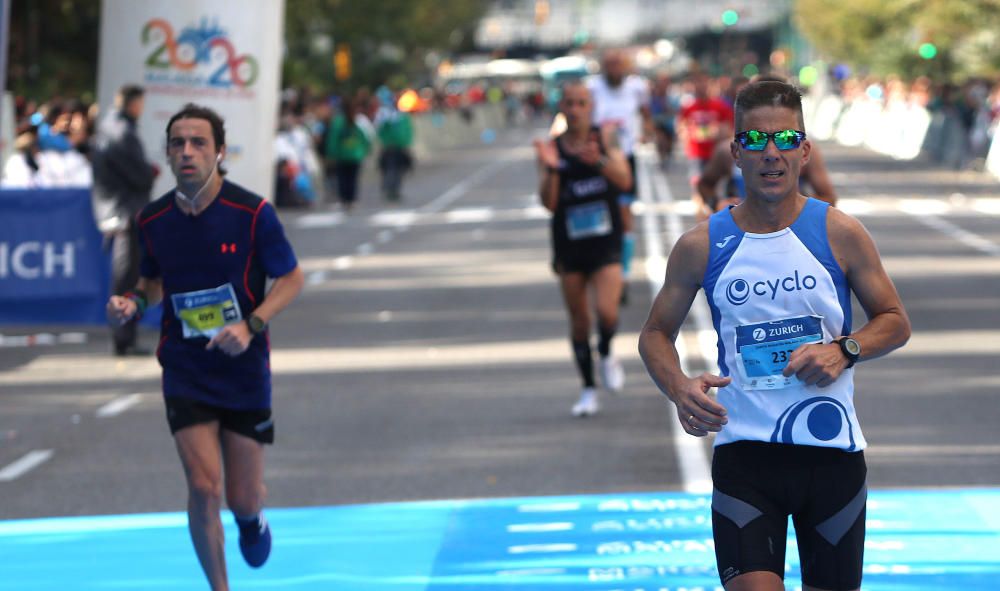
[2,489,999,590]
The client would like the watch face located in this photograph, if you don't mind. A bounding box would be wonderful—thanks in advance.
[249,316,265,333]
[844,338,861,356]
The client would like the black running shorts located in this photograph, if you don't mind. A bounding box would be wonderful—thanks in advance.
[711,441,867,590]
[165,396,275,444]
[552,249,622,275]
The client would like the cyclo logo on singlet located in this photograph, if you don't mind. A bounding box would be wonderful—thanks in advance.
[725,271,818,306]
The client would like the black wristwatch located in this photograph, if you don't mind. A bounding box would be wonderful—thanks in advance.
[836,336,861,368]
[246,314,267,335]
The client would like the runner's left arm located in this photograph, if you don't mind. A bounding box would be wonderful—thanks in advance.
[784,209,911,385]
[208,202,305,356]
[247,266,305,326]
[598,125,633,192]
[206,265,304,356]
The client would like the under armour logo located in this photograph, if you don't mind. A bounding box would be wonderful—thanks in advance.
[220,243,237,254]
[715,235,735,249]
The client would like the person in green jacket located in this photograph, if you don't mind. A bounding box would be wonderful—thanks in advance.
[375,89,414,202]
[325,95,374,211]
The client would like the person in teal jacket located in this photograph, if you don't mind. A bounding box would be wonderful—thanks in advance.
[375,89,414,202]
[325,95,374,211]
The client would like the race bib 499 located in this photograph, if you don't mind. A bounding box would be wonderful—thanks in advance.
[170,283,243,340]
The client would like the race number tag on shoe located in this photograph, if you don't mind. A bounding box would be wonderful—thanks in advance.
[566,201,612,240]
[735,315,824,390]
[171,283,243,339]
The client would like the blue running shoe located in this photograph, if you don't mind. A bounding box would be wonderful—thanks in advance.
[237,514,271,568]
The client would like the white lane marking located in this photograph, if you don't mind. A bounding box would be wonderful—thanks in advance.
[421,158,510,214]
[295,212,344,228]
[517,502,581,513]
[4,328,992,386]
[637,146,713,495]
[370,210,418,228]
[837,197,1000,218]
[908,214,1000,256]
[446,207,495,223]
[521,204,550,220]
[0,332,87,348]
[897,199,952,216]
[648,153,717,371]
[496,568,568,577]
[95,393,143,419]
[507,543,578,554]
[0,449,54,482]
[972,198,1000,215]
[506,522,575,533]
[304,254,353,285]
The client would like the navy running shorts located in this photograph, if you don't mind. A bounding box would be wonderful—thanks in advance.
[165,396,275,444]
[711,441,867,590]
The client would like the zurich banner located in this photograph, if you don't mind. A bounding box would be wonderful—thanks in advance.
[0,189,110,324]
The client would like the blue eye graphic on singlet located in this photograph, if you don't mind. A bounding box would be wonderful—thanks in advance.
[771,396,856,451]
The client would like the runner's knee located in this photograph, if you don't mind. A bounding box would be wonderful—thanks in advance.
[570,319,590,342]
[188,475,223,510]
[227,482,266,516]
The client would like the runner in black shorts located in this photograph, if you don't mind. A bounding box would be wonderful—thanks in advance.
[712,442,868,589]
[108,104,304,591]
[639,81,910,590]
[534,81,633,417]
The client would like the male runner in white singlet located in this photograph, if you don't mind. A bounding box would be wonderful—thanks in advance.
[639,81,910,591]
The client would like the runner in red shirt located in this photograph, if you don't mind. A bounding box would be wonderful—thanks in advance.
[679,73,734,181]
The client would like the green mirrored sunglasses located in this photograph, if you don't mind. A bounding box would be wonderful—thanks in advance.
[736,129,807,151]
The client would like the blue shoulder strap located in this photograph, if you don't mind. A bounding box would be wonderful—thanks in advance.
[703,207,744,293]
[790,198,852,335]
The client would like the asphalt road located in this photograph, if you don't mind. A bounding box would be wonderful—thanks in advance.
[2,123,999,521]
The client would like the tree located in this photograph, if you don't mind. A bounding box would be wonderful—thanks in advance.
[5,0,101,101]
[794,0,1000,81]
[283,0,488,93]
[3,0,488,102]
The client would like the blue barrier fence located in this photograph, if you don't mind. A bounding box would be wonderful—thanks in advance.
[0,188,158,326]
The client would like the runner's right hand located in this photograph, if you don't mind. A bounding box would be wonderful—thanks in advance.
[106,295,136,326]
[673,372,730,437]
[533,138,559,169]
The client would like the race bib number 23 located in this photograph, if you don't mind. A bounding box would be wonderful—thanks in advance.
[735,315,824,391]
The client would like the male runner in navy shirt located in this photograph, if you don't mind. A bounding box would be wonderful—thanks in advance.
[107,104,304,591]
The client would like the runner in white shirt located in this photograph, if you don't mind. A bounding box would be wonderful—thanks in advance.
[639,81,910,591]
[587,48,652,305]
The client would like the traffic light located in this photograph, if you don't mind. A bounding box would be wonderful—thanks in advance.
[334,44,351,81]
[918,43,937,60]
[722,9,739,26]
